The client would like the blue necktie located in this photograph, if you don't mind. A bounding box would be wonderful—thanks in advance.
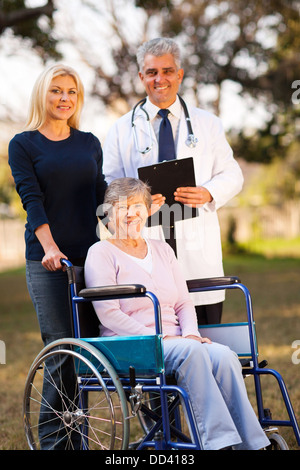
[158,109,176,162]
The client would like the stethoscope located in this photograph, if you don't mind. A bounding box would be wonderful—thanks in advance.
[131,95,198,155]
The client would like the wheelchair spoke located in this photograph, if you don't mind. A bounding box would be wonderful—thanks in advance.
[23,340,129,450]
[137,391,191,445]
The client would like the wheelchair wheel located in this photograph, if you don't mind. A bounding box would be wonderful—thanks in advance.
[23,338,129,450]
[266,432,289,450]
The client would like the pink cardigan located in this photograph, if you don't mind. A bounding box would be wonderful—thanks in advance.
[84,238,200,338]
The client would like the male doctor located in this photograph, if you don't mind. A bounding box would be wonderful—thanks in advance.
[103,37,244,324]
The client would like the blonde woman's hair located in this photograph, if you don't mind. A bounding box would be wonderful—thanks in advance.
[24,64,84,131]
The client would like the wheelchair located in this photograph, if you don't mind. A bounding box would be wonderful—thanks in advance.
[23,259,300,450]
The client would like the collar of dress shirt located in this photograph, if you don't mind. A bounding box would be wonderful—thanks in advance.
[144,95,182,121]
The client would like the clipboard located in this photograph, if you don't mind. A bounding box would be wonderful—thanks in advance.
[138,157,198,225]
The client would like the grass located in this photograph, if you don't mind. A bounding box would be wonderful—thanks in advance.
[0,267,42,450]
[223,254,300,450]
[0,254,299,450]
[237,237,300,259]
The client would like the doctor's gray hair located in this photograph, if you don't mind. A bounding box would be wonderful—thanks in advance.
[136,38,181,72]
[104,177,152,211]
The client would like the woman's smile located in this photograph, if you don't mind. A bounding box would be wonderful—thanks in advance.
[126,218,142,225]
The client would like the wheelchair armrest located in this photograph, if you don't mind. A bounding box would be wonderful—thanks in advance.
[78,284,147,299]
[187,276,241,291]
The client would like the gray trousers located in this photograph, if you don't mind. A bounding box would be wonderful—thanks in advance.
[163,338,270,450]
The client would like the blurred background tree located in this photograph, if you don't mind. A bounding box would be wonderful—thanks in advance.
[57,0,300,164]
[0,0,299,213]
[0,0,60,60]
[137,0,300,164]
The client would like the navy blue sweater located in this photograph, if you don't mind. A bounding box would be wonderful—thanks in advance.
[8,128,107,262]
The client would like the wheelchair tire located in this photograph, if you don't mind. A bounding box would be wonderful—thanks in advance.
[265,432,289,450]
[23,338,129,450]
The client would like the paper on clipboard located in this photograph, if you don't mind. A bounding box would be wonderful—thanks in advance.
[138,157,198,225]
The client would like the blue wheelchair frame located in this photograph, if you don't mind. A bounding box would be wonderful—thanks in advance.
[189,279,300,447]
[62,259,300,450]
[63,259,202,449]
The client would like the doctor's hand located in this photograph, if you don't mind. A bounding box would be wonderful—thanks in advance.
[174,186,213,208]
[149,193,166,216]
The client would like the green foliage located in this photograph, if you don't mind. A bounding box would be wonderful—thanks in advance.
[136,0,300,164]
[0,144,25,218]
[0,152,13,205]
[230,107,300,164]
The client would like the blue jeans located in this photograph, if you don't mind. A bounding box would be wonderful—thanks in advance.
[163,338,270,450]
[26,260,73,345]
[26,260,80,449]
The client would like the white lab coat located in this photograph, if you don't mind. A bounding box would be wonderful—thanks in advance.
[103,98,244,305]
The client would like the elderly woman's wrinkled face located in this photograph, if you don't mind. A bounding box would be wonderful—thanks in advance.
[110,194,149,239]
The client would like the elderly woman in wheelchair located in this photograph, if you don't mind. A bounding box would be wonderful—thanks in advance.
[84,177,270,451]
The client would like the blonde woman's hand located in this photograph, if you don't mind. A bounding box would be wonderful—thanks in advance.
[42,246,68,271]
[34,224,68,271]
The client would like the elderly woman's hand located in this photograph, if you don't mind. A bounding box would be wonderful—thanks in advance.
[164,335,212,344]
[185,335,212,344]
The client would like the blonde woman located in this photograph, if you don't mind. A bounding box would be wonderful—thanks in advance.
[8,64,107,449]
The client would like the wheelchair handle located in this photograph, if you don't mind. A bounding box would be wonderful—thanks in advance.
[60,258,76,284]
[60,258,147,298]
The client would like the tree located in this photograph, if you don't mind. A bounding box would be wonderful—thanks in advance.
[0,0,60,60]
[1,0,299,162]
[157,0,300,162]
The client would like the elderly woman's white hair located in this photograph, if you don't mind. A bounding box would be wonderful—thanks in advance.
[104,177,152,211]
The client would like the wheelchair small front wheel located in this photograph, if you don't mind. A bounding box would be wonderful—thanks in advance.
[23,338,129,450]
[265,432,289,450]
